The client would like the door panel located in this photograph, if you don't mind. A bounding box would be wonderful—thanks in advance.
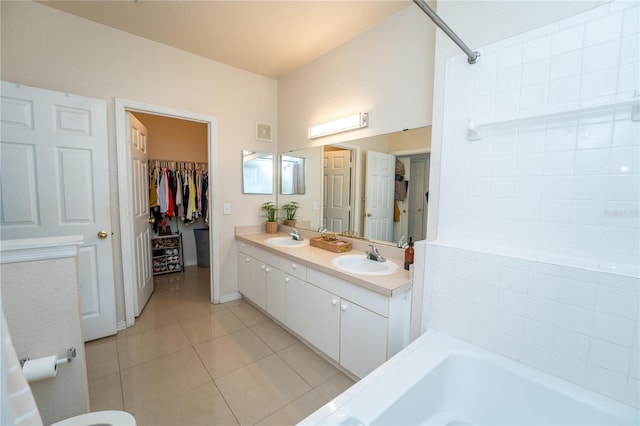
[323,149,351,232]
[364,150,395,241]
[127,112,153,316]
[0,81,116,341]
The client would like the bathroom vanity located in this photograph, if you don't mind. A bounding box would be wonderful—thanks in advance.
[235,229,412,379]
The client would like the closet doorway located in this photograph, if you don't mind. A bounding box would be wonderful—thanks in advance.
[115,99,219,329]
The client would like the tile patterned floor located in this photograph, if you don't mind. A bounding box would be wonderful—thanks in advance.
[85,266,356,426]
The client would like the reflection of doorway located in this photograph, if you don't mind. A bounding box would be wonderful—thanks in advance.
[115,98,218,329]
[323,148,353,232]
[408,153,430,241]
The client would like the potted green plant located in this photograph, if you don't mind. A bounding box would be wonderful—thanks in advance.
[281,201,300,227]
[261,201,278,234]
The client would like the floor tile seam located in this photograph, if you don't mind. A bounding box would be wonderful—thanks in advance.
[117,345,199,377]
[271,347,319,391]
[252,387,321,426]
[206,374,243,426]
[86,371,126,411]
[208,349,277,383]
[247,321,301,353]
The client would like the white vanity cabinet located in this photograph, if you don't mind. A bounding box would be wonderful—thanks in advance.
[236,238,411,379]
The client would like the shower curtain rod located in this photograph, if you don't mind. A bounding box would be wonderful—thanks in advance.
[413,0,480,64]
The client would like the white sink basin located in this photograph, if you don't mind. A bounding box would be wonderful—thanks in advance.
[332,254,398,275]
[265,236,309,248]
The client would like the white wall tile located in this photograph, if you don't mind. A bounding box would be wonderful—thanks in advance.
[452,277,475,301]
[619,35,639,65]
[607,175,639,202]
[451,297,473,321]
[497,44,523,69]
[559,278,597,309]
[576,121,613,149]
[524,318,555,347]
[513,198,541,221]
[475,283,500,308]
[538,222,569,248]
[604,201,639,229]
[572,176,608,200]
[559,3,609,29]
[475,262,501,286]
[554,327,590,360]
[583,40,621,73]
[589,338,632,375]
[581,68,618,99]
[516,153,544,174]
[494,332,522,359]
[611,146,639,174]
[493,88,520,121]
[470,323,495,349]
[549,50,583,80]
[520,83,548,112]
[617,62,640,95]
[528,271,561,300]
[557,303,594,335]
[433,272,454,294]
[542,151,575,176]
[622,6,639,36]
[526,296,558,324]
[473,303,498,328]
[629,350,640,379]
[598,272,640,292]
[550,352,586,384]
[548,76,581,107]
[540,199,571,223]
[449,316,472,340]
[584,12,623,46]
[574,148,611,175]
[551,25,585,55]
[496,66,522,92]
[521,341,553,372]
[585,364,628,401]
[523,35,552,63]
[567,224,603,252]
[592,312,637,347]
[522,59,551,86]
[516,127,546,154]
[569,201,606,225]
[496,310,525,338]
[625,378,639,409]
[596,284,640,320]
[500,267,529,293]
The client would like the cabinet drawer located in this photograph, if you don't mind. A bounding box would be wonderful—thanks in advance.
[269,255,306,281]
[307,268,389,317]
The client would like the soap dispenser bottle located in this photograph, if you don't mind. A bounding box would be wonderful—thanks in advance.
[404,237,414,270]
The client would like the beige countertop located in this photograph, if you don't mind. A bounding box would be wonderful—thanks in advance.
[235,230,412,298]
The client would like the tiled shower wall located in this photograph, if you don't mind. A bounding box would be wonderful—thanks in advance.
[423,1,639,408]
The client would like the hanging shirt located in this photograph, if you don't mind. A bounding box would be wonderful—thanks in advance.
[149,171,159,208]
[158,168,168,214]
[165,168,175,217]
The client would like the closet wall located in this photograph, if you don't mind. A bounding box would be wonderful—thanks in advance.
[132,112,209,267]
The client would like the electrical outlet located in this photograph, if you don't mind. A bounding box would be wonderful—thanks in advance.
[223,203,231,215]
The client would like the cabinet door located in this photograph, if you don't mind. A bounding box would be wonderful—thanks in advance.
[340,300,388,378]
[306,284,340,361]
[238,254,267,310]
[267,268,286,324]
[285,278,340,362]
[285,275,308,337]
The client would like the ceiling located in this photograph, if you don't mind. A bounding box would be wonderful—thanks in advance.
[39,0,413,79]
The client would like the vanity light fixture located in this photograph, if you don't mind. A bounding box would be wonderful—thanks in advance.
[309,112,369,139]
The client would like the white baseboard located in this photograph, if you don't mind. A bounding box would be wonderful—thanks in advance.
[117,320,127,331]
[216,292,242,304]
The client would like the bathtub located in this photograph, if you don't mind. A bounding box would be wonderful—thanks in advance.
[301,330,639,425]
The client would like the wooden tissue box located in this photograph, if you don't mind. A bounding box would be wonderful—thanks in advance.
[309,236,352,253]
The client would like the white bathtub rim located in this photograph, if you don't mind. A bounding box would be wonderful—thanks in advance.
[300,329,639,425]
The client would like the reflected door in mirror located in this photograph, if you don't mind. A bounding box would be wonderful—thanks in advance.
[364,150,395,241]
[323,149,352,232]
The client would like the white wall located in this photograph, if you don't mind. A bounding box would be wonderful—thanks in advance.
[278,5,435,152]
[422,0,639,408]
[1,238,89,424]
[1,2,278,317]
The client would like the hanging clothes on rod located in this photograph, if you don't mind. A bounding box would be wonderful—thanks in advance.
[148,160,209,234]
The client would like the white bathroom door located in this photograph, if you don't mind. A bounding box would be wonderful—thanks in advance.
[127,112,153,316]
[363,150,395,241]
[0,81,116,341]
[323,149,352,232]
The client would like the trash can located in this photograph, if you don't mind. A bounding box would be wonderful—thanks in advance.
[194,228,210,267]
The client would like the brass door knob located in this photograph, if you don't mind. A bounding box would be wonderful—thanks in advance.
[366,213,372,217]
[98,231,109,239]
[148,218,155,224]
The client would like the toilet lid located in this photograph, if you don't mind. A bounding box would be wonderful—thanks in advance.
[50,410,136,426]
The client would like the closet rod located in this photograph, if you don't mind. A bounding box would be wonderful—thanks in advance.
[413,0,480,65]
[149,159,208,169]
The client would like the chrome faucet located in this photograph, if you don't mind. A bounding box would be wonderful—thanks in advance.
[289,228,303,241]
[366,244,386,262]
[318,224,327,233]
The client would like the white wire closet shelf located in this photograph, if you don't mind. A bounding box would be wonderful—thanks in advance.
[467,92,640,141]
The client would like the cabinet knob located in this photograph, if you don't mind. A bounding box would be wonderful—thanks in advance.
[245,257,250,262]
[341,304,347,311]
[260,265,266,270]
[241,243,245,247]
[331,299,338,306]
[285,277,290,283]
[265,267,270,273]
[291,263,297,269]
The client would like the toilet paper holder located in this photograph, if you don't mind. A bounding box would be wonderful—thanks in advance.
[20,347,77,368]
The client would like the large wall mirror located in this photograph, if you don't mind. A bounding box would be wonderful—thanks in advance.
[242,150,273,194]
[277,126,431,246]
